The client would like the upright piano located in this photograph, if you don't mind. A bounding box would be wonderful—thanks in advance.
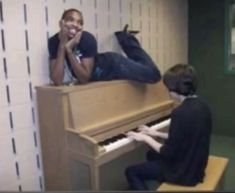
[36,80,174,191]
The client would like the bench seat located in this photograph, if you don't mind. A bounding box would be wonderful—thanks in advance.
[157,155,229,191]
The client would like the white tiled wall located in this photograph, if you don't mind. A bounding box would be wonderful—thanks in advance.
[0,0,188,191]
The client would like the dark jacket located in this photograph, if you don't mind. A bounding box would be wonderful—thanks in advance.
[160,97,212,186]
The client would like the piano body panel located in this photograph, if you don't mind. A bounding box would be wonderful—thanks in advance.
[36,87,72,190]
[99,144,149,190]
[89,101,173,142]
[68,141,150,190]
[36,80,174,191]
[67,80,171,134]
[66,131,101,158]
[68,150,100,190]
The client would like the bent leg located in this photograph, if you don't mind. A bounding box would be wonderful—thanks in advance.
[125,161,163,190]
[146,149,162,161]
[115,32,161,82]
[115,32,151,64]
[92,52,160,83]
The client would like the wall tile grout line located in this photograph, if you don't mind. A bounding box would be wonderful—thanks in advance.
[3,57,7,78]
[11,138,16,154]
[6,85,10,104]
[25,30,29,51]
[0,1,3,22]
[9,111,13,129]
[1,29,5,51]
[23,3,27,25]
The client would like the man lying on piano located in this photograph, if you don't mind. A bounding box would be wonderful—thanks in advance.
[48,8,161,86]
[126,64,212,190]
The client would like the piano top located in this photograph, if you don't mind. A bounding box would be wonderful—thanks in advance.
[36,80,174,135]
[36,80,144,93]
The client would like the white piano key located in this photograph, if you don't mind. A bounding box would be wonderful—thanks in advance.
[104,139,124,152]
[103,142,119,152]
[113,138,132,148]
[103,137,133,152]
[118,137,133,145]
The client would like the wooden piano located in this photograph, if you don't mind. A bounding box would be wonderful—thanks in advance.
[36,80,174,191]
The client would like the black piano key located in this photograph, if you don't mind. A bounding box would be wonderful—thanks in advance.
[146,115,170,127]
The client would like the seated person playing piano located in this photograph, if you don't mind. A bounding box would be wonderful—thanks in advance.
[48,8,161,86]
[126,64,212,190]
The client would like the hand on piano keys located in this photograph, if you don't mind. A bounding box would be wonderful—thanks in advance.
[99,118,171,153]
[145,118,171,131]
[138,118,170,139]
[138,127,165,138]
[126,131,149,142]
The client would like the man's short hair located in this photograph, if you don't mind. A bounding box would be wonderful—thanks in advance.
[61,8,83,20]
[163,64,198,96]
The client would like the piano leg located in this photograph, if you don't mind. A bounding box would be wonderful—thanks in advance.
[90,164,100,191]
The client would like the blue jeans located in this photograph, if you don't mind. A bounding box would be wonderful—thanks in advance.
[125,150,164,190]
[91,32,161,83]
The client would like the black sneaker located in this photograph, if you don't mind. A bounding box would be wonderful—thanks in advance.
[123,24,129,32]
[115,24,140,35]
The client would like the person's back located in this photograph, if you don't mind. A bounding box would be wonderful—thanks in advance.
[161,97,212,185]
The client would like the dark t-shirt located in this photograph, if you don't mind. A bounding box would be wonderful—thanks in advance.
[160,97,212,186]
[48,31,99,81]
[48,31,97,59]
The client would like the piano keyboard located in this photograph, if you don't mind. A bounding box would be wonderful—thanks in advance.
[98,117,171,153]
